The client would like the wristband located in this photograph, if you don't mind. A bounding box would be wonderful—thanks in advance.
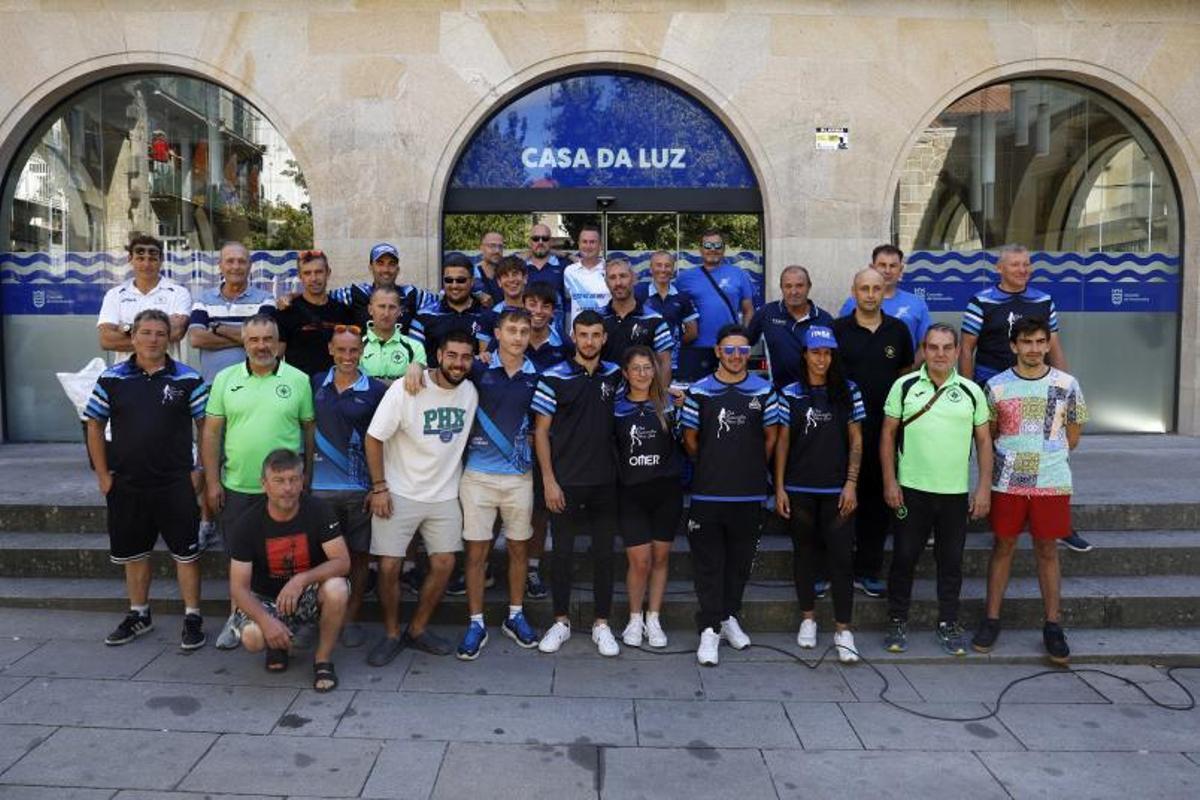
[371,488,388,495]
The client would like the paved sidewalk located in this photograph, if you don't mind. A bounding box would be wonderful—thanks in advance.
[0,610,1196,799]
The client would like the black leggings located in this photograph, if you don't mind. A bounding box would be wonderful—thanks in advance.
[551,484,617,619]
[887,487,968,624]
[788,491,854,624]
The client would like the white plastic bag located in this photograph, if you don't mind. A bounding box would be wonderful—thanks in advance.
[56,357,106,421]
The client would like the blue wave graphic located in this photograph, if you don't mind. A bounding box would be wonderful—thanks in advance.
[910,250,1180,267]
[905,267,1179,283]
[0,251,298,268]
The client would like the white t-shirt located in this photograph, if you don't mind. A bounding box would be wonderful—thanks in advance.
[97,276,193,328]
[367,373,478,503]
[563,261,611,329]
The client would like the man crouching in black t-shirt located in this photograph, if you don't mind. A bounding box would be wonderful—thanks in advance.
[227,449,350,692]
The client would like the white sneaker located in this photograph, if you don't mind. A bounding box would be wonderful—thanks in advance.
[834,629,860,663]
[593,623,620,657]
[537,620,571,653]
[797,618,818,648]
[697,627,720,666]
[645,615,668,648]
[622,617,644,648]
[720,616,751,650]
[214,611,240,650]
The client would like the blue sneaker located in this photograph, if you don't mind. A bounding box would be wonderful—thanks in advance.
[854,576,885,598]
[502,611,539,648]
[456,621,488,661]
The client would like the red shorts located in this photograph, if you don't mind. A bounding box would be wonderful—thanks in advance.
[989,492,1071,540]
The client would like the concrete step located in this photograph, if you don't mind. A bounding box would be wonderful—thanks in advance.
[0,574,1196,631]
[1,530,1196,580]
[5,500,1200,534]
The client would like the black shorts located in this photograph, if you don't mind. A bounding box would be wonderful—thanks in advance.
[619,477,684,547]
[315,490,371,553]
[106,477,200,563]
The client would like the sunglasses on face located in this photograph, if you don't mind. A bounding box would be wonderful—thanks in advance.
[132,246,161,258]
[720,345,751,356]
[443,276,470,285]
[701,242,725,251]
[530,236,551,243]
[333,324,362,335]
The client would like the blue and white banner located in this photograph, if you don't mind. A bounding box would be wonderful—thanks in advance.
[900,250,1180,314]
[0,251,299,315]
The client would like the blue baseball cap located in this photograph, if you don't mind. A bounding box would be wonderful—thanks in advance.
[369,243,400,263]
[804,325,838,350]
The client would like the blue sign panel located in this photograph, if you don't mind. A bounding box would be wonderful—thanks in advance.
[449,73,757,190]
[900,251,1180,314]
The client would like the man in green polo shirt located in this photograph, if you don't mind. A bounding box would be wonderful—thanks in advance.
[202,313,316,649]
[361,286,427,384]
[879,322,992,656]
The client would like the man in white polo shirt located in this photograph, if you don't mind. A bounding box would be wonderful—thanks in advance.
[97,233,191,356]
[364,329,479,665]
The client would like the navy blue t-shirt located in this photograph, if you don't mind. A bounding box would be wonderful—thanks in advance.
[777,380,866,493]
[311,368,388,491]
[635,282,699,370]
[465,354,539,475]
[680,373,779,501]
[613,397,682,486]
[962,285,1060,384]
[747,300,835,388]
[531,359,622,488]
[414,296,489,368]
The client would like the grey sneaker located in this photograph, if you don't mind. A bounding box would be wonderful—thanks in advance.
[403,628,453,656]
[937,621,968,657]
[367,635,406,667]
[340,623,367,649]
[214,611,240,650]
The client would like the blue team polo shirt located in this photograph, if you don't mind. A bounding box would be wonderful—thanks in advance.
[748,300,835,388]
[838,289,931,350]
[676,263,755,347]
[311,368,388,491]
[635,281,700,370]
[465,353,540,475]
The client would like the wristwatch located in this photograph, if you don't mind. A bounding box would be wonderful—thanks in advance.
[121,323,132,336]
[209,319,221,333]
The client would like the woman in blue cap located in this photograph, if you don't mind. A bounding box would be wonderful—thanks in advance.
[773,325,865,663]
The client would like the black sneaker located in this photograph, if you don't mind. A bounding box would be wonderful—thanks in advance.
[937,621,968,657]
[445,571,467,596]
[1059,532,1093,553]
[972,618,1001,653]
[105,610,153,646]
[400,567,425,596]
[180,613,206,650]
[525,570,548,600]
[883,618,908,653]
[1043,622,1070,665]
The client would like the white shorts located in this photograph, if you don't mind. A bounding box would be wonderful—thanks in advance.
[370,495,463,557]
[459,470,533,542]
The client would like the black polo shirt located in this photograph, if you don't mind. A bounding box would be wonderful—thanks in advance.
[277,296,356,376]
[415,296,489,368]
[83,355,208,487]
[600,300,674,364]
[531,358,622,488]
[330,282,431,337]
[831,313,914,424]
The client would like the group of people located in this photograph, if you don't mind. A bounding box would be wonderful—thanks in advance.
[84,227,1088,691]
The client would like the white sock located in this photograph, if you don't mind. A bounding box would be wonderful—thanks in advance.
[629,611,644,624]
[469,613,484,627]
[130,604,149,617]
[184,607,201,618]
[646,611,659,622]
[508,605,522,620]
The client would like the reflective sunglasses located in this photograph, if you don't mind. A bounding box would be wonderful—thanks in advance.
[333,324,362,335]
[720,345,751,356]
[701,241,725,251]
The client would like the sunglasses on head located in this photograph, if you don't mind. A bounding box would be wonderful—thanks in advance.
[333,324,362,335]
[530,235,551,243]
[131,246,161,258]
[701,241,725,251]
[720,345,751,356]
[299,249,326,263]
[443,276,470,284]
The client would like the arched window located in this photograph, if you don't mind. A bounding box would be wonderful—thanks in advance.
[893,79,1181,432]
[1,73,311,441]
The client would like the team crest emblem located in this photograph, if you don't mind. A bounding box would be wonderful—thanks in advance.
[947,387,963,402]
[275,384,292,399]
[884,345,896,359]
[748,396,762,411]
[1111,288,1123,306]
[31,290,45,309]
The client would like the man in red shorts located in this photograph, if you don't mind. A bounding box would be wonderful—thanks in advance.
[973,317,1087,664]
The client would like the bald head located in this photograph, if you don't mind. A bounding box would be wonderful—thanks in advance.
[851,268,884,315]
[852,268,884,289]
